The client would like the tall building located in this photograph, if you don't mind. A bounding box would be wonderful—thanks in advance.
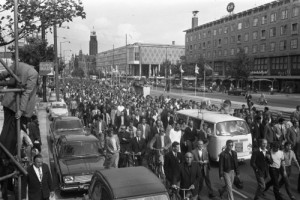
[184,0,300,92]
[96,42,185,77]
[89,30,98,56]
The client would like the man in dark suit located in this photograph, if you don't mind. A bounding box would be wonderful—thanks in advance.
[164,141,184,186]
[129,130,147,166]
[27,154,54,200]
[192,140,215,198]
[0,62,38,158]
[250,139,269,200]
[173,152,202,200]
[182,120,197,154]
[162,111,174,130]
[250,116,265,149]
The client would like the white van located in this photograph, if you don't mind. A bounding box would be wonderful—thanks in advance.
[176,109,252,161]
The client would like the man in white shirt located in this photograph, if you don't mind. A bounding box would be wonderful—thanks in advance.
[169,123,182,152]
[105,129,120,168]
[264,142,287,200]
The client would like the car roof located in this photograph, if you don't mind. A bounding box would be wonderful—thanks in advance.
[96,167,167,199]
[176,109,244,123]
[59,134,98,142]
[55,116,81,121]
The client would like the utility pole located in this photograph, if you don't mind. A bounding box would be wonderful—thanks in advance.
[126,34,128,85]
[53,0,59,101]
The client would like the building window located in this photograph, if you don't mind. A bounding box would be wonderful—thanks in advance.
[280,25,288,35]
[238,22,242,30]
[198,33,201,39]
[292,23,299,34]
[261,30,266,39]
[253,31,258,40]
[270,42,276,52]
[224,37,228,44]
[230,24,235,31]
[291,55,300,70]
[261,15,267,25]
[291,39,298,49]
[224,49,228,56]
[280,40,287,50]
[203,52,206,58]
[194,44,197,50]
[271,13,277,22]
[292,7,299,17]
[270,27,276,37]
[244,33,249,41]
[189,45,193,50]
[207,51,211,58]
[281,9,288,19]
[237,35,241,42]
[230,36,235,43]
[214,40,217,47]
[244,19,250,28]
[203,42,206,48]
[207,41,211,48]
[270,57,288,70]
[218,50,222,56]
[208,30,211,37]
[218,28,222,34]
[254,58,268,70]
[230,48,234,55]
[253,18,258,26]
[218,39,222,46]
[253,45,257,53]
[260,44,266,52]
[244,46,249,54]
[213,29,217,36]
[198,43,202,49]
[190,35,193,41]
[224,26,228,34]
[237,47,241,53]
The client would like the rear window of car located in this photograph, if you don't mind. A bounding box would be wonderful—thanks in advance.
[52,103,66,108]
[55,120,82,130]
[60,141,100,157]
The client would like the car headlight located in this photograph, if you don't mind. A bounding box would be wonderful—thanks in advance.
[63,176,74,183]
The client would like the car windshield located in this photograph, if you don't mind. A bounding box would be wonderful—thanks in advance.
[52,104,66,109]
[129,195,169,200]
[55,120,82,130]
[216,120,249,136]
[60,141,100,157]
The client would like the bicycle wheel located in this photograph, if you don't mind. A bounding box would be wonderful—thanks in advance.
[169,190,181,200]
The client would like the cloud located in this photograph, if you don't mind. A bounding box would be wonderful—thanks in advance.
[93,17,111,29]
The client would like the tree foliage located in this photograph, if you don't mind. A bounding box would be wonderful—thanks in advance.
[225,49,253,80]
[10,37,54,72]
[0,0,86,46]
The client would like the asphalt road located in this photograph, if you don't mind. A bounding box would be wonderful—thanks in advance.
[150,87,299,110]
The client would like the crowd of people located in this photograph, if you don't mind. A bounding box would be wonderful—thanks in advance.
[61,78,300,200]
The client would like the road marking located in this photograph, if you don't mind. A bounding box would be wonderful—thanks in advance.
[232,188,248,199]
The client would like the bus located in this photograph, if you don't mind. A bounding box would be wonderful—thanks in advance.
[176,109,252,161]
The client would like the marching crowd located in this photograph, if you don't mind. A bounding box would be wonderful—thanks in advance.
[62,79,300,200]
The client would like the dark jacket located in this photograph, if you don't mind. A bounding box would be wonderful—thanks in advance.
[130,137,147,155]
[250,122,265,141]
[250,149,269,178]
[174,162,202,196]
[164,151,184,182]
[219,150,239,178]
[183,126,197,142]
[27,163,54,200]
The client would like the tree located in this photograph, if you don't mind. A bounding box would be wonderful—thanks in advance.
[10,37,54,72]
[0,0,86,46]
[159,59,171,77]
[225,49,253,80]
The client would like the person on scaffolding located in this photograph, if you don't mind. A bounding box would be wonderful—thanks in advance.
[0,61,38,158]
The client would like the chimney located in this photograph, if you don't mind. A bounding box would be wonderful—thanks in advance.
[172,41,175,45]
[192,11,199,28]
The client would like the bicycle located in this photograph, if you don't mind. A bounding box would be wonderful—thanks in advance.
[169,186,193,200]
[121,152,141,167]
[150,148,166,183]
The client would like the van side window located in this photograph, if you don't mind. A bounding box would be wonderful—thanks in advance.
[91,183,101,200]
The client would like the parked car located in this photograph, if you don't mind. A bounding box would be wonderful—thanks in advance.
[53,134,104,193]
[198,86,209,92]
[82,167,169,200]
[47,101,68,121]
[227,89,246,96]
[49,116,87,143]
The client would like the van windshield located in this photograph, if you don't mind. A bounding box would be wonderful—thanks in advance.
[216,120,249,136]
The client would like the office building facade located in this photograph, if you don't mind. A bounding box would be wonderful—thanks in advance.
[185,0,300,92]
[96,42,185,77]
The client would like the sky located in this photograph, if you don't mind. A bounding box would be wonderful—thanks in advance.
[45,0,273,61]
